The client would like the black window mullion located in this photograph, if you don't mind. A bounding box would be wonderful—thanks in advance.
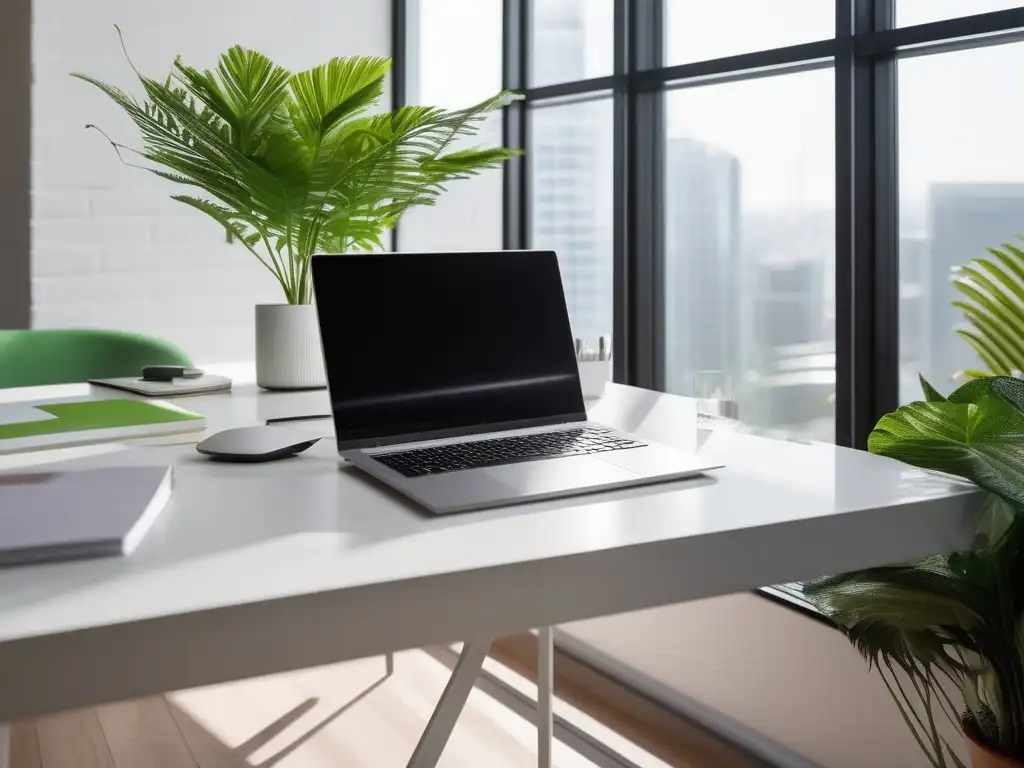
[860,7,1024,56]
[836,0,897,449]
[834,0,854,447]
[612,0,629,384]
[623,0,664,389]
[503,0,529,251]
[390,0,409,252]
[871,0,900,433]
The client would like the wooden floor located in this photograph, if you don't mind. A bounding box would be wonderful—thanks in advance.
[8,642,754,768]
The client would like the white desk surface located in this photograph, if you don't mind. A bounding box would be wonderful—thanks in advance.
[0,381,980,720]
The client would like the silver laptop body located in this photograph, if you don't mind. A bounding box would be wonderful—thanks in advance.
[312,250,722,515]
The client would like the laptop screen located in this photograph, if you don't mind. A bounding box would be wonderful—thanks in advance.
[313,250,587,448]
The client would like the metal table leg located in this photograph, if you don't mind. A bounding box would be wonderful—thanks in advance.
[537,627,554,768]
[407,639,492,768]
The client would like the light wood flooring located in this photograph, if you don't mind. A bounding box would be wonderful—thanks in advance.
[9,641,754,768]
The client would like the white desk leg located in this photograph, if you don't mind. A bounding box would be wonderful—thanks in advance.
[0,722,9,768]
[407,639,492,768]
[537,626,554,768]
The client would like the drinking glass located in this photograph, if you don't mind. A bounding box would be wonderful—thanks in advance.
[693,370,739,422]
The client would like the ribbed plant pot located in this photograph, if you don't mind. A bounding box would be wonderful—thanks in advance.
[965,721,1024,768]
[254,304,326,391]
[968,738,1024,768]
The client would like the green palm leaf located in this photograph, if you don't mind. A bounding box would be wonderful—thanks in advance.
[74,31,519,305]
[952,239,1024,377]
[288,56,391,140]
[173,45,291,154]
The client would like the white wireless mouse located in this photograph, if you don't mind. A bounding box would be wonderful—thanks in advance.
[196,426,321,463]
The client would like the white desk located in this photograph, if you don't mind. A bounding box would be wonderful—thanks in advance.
[0,382,981,766]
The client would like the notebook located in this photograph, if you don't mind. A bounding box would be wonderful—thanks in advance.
[0,465,172,565]
[88,374,232,398]
[0,399,206,454]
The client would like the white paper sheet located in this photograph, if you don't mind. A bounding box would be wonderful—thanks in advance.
[0,404,59,426]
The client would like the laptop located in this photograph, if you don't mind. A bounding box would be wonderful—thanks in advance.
[312,250,722,514]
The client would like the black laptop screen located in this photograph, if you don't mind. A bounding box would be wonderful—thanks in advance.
[312,250,586,447]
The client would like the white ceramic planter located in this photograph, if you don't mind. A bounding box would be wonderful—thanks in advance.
[255,304,326,390]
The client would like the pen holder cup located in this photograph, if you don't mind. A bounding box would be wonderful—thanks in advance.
[578,360,611,400]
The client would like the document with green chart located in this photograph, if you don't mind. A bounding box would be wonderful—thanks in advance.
[0,398,206,453]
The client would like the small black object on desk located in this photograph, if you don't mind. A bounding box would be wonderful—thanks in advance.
[142,365,205,382]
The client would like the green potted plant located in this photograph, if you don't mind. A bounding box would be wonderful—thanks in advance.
[804,374,1024,767]
[75,31,518,389]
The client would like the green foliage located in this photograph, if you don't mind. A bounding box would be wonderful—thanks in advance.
[74,28,520,304]
[804,375,1024,767]
[952,238,1024,380]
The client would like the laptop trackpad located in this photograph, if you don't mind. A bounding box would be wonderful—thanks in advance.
[484,455,640,494]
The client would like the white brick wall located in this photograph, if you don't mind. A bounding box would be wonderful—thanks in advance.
[31,0,390,364]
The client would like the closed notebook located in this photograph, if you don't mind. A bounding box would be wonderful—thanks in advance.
[88,375,232,398]
[0,465,172,566]
[0,399,205,454]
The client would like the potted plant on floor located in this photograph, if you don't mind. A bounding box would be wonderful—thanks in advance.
[804,374,1024,767]
[75,31,518,389]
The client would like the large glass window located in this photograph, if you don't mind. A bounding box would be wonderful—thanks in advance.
[665,0,833,66]
[664,70,835,441]
[396,0,1024,448]
[898,43,1024,402]
[530,98,614,343]
[530,0,614,87]
[399,0,504,252]
[897,1,1024,27]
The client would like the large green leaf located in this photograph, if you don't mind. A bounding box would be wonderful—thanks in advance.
[868,376,1024,507]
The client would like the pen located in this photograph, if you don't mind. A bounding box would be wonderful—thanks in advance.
[598,336,606,362]
[575,338,583,357]
[266,413,331,425]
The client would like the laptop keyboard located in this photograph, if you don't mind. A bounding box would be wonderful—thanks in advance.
[372,427,646,478]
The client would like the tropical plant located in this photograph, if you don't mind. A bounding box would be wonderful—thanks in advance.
[804,374,1024,768]
[952,237,1024,380]
[74,29,519,304]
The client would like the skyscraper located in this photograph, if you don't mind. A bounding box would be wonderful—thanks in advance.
[530,0,613,342]
[899,233,929,401]
[739,207,835,436]
[663,137,741,395]
[926,183,1024,384]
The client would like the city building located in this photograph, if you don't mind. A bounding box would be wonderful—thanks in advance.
[530,0,612,343]
[663,136,741,396]
[926,183,1024,385]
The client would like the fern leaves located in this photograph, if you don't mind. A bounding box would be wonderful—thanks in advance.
[953,238,1024,379]
[74,32,518,304]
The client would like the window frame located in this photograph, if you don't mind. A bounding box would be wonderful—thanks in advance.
[395,0,1024,448]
